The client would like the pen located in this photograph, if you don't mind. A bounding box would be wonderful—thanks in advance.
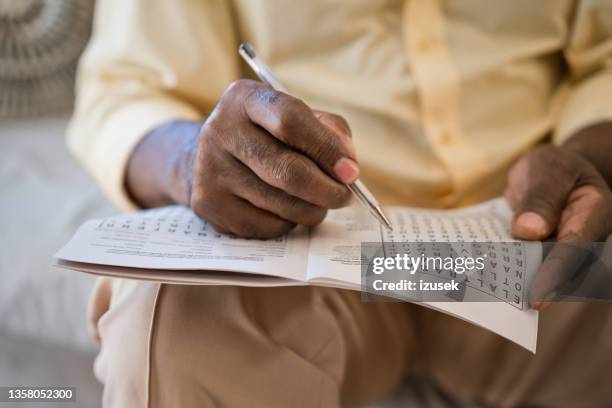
[239,42,392,230]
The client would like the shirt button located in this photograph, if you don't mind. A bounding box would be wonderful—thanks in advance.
[417,37,434,53]
[439,130,452,145]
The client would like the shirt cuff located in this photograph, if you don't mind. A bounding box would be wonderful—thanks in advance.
[555,70,612,145]
[69,97,202,211]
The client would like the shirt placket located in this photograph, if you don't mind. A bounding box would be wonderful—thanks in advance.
[402,0,487,204]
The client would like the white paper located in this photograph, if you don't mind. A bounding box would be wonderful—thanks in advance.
[55,206,310,281]
[55,198,540,352]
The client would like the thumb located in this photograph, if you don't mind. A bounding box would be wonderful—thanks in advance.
[508,151,575,240]
[513,211,554,241]
[512,186,569,240]
[512,167,573,241]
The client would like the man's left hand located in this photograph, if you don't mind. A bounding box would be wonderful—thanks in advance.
[505,126,612,310]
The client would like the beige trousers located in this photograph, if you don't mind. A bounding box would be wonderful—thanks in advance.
[90,278,612,407]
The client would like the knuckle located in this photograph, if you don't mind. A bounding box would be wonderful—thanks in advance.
[245,85,283,117]
[334,114,350,130]
[275,97,308,140]
[325,113,351,136]
[202,115,232,150]
[278,194,302,213]
[226,79,258,96]
[190,185,217,217]
[244,138,275,165]
[254,86,283,106]
[311,129,340,163]
[271,153,303,188]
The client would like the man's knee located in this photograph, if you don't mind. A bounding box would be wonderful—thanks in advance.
[150,285,357,382]
[148,285,411,407]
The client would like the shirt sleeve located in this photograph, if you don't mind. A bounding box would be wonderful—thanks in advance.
[555,0,612,144]
[67,0,239,210]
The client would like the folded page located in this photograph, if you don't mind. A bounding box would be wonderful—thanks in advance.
[55,205,310,281]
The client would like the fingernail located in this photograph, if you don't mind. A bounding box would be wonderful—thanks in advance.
[530,301,551,311]
[334,157,360,183]
[530,301,543,310]
[516,212,549,237]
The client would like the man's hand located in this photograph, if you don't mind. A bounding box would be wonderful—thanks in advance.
[126,80,358,238]
[505,125,612,309]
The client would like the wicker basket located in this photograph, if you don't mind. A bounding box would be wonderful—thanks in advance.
[0,0,94,118]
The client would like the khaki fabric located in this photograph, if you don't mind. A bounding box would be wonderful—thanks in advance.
[91,279,612,407]
[68,0,612,210]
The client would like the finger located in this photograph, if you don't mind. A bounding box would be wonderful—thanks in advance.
[226,124,352,209]
[556,186,612,243]
[312,110,352,137]
[529,244,588,310]
[243,85,360,184]
[208,220,231,236]
[312,110,356,158]
[503,185,520,212]
[529,186,612,309]
[190,187,234,235]
[190,183,294,238]
[227,159,327,226]
[508,147,577,240]
[529,300,552,311]
[208,195,296,239]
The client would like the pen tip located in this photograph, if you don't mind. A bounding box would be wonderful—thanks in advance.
[377,209,392,231]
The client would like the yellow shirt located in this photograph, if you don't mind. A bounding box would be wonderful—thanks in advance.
[68,0,612,210]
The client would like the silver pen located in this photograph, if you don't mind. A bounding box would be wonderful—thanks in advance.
[239,42,392,230]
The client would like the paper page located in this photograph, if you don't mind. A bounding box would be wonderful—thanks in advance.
[55,206,310,281]
[307,199,522,284]
[378,199,541,307]
[55,260,306,287]
[306,205,379,286]
[306,198,540,352]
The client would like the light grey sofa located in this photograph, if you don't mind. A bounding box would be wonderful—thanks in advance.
[1,114,111,407]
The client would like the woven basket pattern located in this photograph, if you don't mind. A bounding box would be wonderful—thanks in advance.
[0,0,94,117]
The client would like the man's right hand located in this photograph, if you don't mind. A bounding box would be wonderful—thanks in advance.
[126,80,358,238]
